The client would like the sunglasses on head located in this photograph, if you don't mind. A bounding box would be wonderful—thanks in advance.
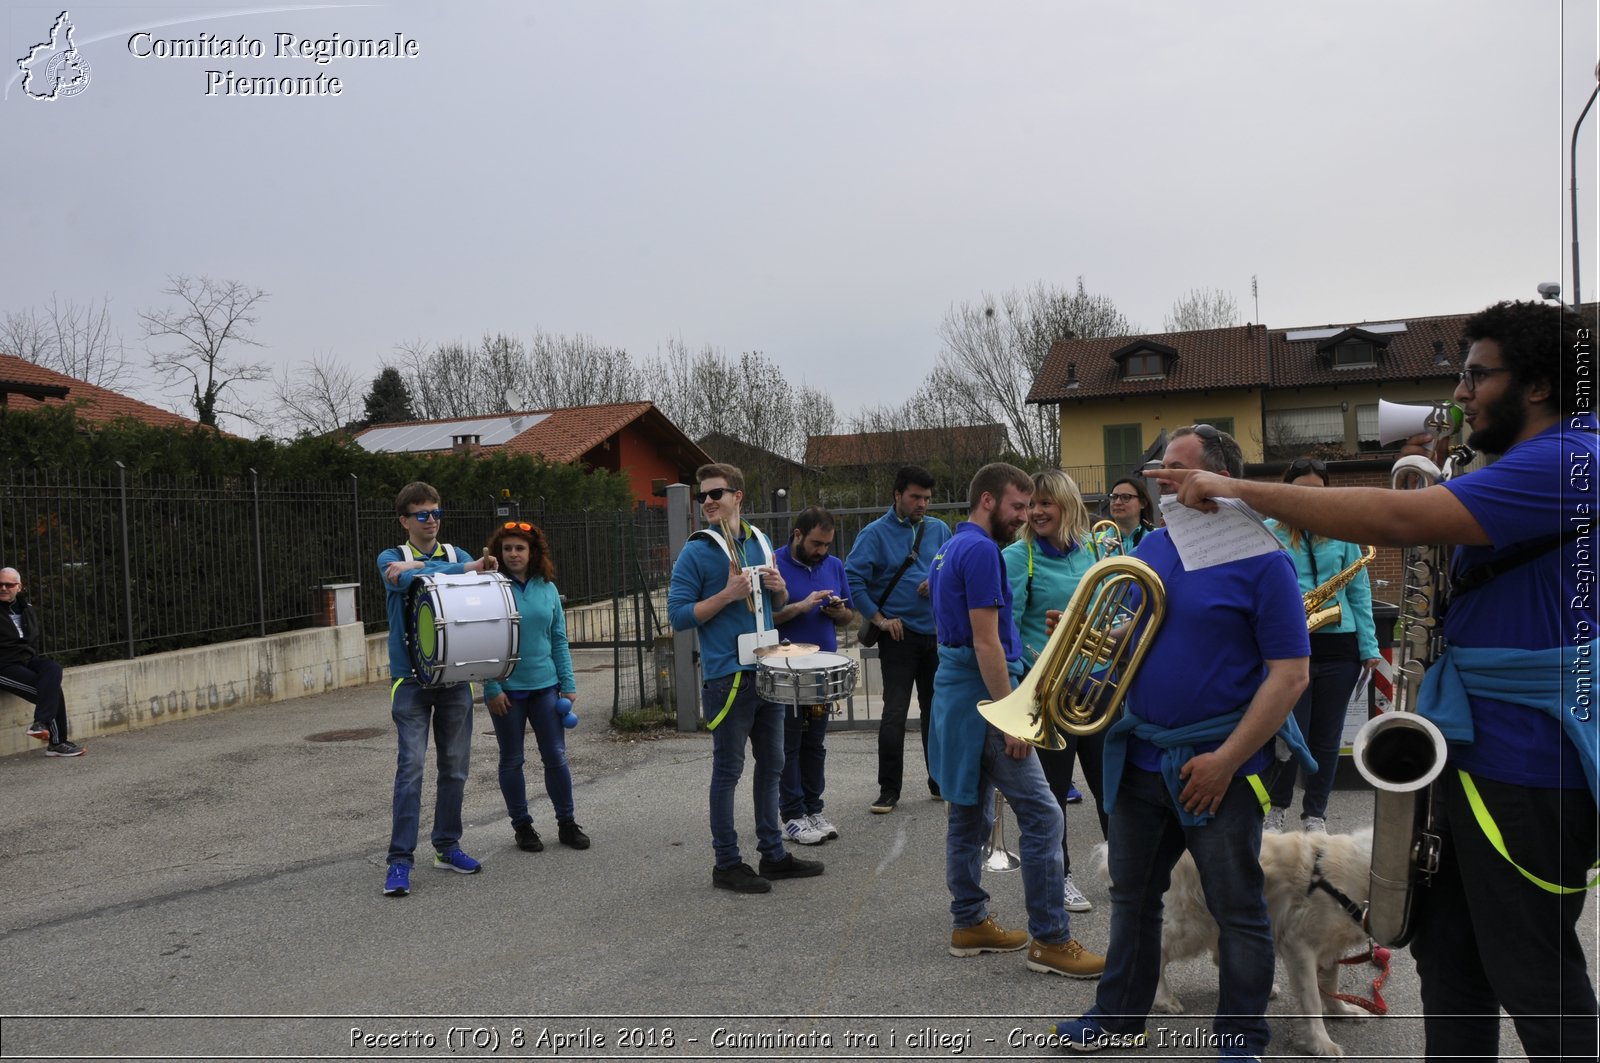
[1288,457,1328,476]
[695,487,735,503]
[407,508,443,523]
[1190,423,1221,440]
[502,521,533,532]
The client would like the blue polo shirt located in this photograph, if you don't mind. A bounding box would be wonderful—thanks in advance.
[1442,413,1599,788]
[929,521,1022,664]
[773,546,849,652]
[1125,529,1310,776]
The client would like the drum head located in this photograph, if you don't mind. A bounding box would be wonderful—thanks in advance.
[772,651,850,671]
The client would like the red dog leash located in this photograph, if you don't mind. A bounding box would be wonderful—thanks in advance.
[1322,945,1391,1016]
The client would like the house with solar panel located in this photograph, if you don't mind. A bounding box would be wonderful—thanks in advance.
[350,401,711,507]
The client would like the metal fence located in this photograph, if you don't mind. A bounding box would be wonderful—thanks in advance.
[0,468,671,722]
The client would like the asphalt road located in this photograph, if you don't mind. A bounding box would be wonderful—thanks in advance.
[0,648,1583,1061]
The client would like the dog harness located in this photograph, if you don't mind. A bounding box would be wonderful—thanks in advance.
[1307,848,1390,1016]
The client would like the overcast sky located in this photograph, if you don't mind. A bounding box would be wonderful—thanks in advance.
[4,0,1597,436]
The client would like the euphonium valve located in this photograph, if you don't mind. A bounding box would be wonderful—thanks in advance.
[979,556,1166,745]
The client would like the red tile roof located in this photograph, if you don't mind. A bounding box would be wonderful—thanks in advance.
[357,401,711,466]
[0,354,198,429]
[1267,310,1470,388]
[806,423,1009,466]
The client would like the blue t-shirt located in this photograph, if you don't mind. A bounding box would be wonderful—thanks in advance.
[1125,530,1310,776]
[1441,414,1599,788]
[773,547,849,652]
[929,521,1022,664]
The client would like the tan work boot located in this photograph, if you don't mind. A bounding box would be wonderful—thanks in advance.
[949,916,1028,957]
[1025,937,1105,978]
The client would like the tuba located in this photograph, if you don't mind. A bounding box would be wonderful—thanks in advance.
[1351,438,1474,947]
[1305,544,1378,632]
[979,555,1166,746]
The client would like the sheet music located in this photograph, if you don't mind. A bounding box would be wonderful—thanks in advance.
[1158,494,1282,570]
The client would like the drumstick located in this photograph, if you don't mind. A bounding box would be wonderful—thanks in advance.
[721,517,756,612]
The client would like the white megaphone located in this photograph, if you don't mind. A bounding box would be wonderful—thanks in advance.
[1376,399,1464,447]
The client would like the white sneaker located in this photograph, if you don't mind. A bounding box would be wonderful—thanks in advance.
[1264,807,1287,833]
[1302,815,1328,834]
[783,817,825,845]
[807,812,839,840]
[1062,873,1092,913]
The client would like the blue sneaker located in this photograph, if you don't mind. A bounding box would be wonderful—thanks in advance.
[1051,1017,1146,1053]
[1065,782,1084,804]
[382,863,410,897]
[433,847,481,874]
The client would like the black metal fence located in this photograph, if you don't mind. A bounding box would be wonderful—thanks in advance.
[0,468,671,722]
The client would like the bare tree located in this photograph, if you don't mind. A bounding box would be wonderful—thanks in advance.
[935,278,1136,466]
[272,352,361,436]
[1164,287,1240,332]
[140,275,270,427]
[524,330,642,409]
[1,294,131,388]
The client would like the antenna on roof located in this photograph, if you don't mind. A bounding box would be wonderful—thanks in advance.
[503,389,522,411]
[1251,275,1260,324]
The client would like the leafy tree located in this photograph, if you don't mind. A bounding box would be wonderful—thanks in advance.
[362,366,416,426]
[140,275,270,429]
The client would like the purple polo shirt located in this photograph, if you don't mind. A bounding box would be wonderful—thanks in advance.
[773,546,849,652]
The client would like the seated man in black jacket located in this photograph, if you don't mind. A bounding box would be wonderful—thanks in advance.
[0,568,83,757]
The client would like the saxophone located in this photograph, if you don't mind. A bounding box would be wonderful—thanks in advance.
[1352,436,1474,947]
[1304,544,1378,632]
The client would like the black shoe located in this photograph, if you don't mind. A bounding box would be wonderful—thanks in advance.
[758,853,824,880]
[558,820,591,850]
[712,862,772,893]
[870,792,898,814]
[514,823,544,852]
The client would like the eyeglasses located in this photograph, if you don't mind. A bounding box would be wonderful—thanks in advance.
[1108,492,1142,503]
[407,508,444,523]
[1189,423,1221,440]
[695,487,735,503]
[0,582,18,589]
[1457,366,1512,394]
[502,521,532,532]
[1288,458,1328,476]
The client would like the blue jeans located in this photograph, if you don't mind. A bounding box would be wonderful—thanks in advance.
[1267,654,1359,820]
[1087,766,1273,1057]
[387,679,473,867]
[946,724,1069,943]
[780,709,828,819]
[489,685,575,827]
[703,672,786,869]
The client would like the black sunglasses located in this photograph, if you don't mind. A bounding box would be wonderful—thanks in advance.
[695,487,736,503]
[1288,458,1328,476]
[1190,423,1221,440]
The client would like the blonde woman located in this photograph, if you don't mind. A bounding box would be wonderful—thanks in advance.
[1000,468,1105,913]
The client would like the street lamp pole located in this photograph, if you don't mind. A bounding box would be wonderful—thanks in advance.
[1571,63,1600,307]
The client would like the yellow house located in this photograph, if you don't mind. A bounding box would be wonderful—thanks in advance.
[1028,310,1472,494]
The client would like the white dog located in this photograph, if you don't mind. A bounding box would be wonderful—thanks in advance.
[1095,827,1377,1057]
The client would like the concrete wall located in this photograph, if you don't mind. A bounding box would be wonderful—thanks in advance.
[0,624,392,758]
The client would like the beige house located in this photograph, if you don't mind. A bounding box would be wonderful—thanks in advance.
[1028,311,1472,494]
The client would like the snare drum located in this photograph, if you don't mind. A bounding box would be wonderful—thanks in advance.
[406,571,521,687]
[755,651,859,707]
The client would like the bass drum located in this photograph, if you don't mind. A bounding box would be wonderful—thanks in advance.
[406,571,521,687]
[756,651,859,706]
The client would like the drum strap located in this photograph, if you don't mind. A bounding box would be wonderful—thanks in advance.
[400,542,461,563]
[706,672,741,731]
[690,523,775,569]
[390,677,406,701]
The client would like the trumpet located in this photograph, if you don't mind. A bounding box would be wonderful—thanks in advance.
[979,556,1166,745]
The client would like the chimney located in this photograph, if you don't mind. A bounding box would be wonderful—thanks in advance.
[1066,362,1079,388]
[451,434,481,453]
